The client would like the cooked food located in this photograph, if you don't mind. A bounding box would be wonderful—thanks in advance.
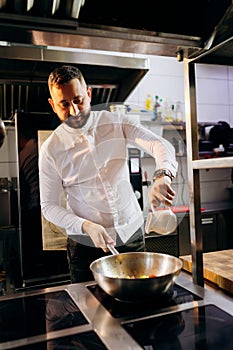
[126,274,156,279]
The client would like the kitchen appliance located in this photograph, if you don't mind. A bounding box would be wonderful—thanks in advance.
[128,147,143,210]
[0,273,232,349]
[14,110,70,288]
[0,190,11,226]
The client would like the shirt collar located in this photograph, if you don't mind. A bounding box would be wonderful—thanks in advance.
[56,112,95,150]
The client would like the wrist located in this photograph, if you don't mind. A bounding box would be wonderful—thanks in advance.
[153,168,174,182]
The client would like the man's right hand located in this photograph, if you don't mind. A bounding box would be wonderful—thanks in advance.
[82,220,115,252]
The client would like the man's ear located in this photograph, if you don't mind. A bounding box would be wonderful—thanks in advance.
[48,98,55,112]
[87,86,92,99]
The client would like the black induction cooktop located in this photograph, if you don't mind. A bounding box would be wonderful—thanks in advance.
[123,304,233,350]
[6,330,108,350]
[0,279,232,350]
[87,283,202,318]
[0,290,88,343]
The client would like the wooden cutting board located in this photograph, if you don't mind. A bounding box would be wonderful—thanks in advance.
[180,249,233,294]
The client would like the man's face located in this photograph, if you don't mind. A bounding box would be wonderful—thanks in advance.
[48,78,92,127]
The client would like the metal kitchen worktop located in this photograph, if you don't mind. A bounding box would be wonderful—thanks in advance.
[0,271,232,349]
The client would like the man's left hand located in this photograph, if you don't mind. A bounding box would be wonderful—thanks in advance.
[149,176,176,209]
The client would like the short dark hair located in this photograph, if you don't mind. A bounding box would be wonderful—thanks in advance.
[48,65,86,92]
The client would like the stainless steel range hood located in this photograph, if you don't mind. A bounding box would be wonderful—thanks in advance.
[0,0,232,119]
[0,44,149,119]
[0,0,232,58]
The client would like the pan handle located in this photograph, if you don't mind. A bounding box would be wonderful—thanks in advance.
[106,243,119,255]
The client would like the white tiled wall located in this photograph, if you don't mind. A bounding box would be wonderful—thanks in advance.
[125,55,233,125]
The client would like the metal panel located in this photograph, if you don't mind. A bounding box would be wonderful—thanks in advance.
[0,45,149,118]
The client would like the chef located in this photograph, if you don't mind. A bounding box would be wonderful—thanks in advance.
[39,65,178,283]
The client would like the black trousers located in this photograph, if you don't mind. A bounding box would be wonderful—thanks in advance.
[67,227,145,283]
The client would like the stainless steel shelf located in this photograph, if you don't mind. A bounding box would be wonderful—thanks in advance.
[192,157,233,169]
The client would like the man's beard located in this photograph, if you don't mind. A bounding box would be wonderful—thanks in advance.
[65,108,91,129]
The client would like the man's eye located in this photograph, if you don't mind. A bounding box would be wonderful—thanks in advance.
[62,102,70,108]
[73,99,82,105]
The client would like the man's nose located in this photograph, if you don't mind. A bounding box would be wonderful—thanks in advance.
[69,102,79,116]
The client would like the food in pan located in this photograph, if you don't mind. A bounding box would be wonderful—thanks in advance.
[126,274,156,279]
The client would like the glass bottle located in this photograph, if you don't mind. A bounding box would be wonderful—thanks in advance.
[145,93,152,111]
[164,99,174,122]
[152,95,160,121]
[175,101,183,122]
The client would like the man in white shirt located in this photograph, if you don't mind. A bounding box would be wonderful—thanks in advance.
[39,65,178,282]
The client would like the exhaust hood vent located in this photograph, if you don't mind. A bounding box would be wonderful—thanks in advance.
[0,0,85,19]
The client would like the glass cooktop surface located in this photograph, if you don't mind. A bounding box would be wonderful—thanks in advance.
[6,331,108,350]
[87,283,202,318]
[123,304,233,350]
[0,290,88,343]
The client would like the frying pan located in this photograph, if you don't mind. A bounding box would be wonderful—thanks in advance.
[90,245,183,302]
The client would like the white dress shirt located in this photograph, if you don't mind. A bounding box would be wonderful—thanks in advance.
[39,110,178,244]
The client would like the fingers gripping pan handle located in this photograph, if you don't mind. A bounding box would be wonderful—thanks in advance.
[106,243,119,255]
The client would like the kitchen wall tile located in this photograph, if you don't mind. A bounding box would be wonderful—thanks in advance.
[8,162,17,178]
[0,163,10,178]
[126,87,141,108]
[198,168,231,203]
[230,105,233,124]
[197,104,230,123]
[200,168,232,182]
[196,79,228,104]
[148,56,184,76]
[196,64,228,79]
[0,127,17,178]
[128,75,185,109]
[200,180,231,203]
[228,66,233,80]
[229,80,233,104]
[0,141,9,162]
[126,55,232,127]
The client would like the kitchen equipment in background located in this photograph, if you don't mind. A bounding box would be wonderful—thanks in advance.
[128,147,143,210]
[14,110,69,288]
[226,186,233,201]
[90,249,182,302]
[0,190,11,226]
[109,104,127,113]
[208,121,231,149]
[0,182,17,227]
[208,121,233,154]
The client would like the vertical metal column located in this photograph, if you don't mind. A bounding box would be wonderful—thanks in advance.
[184,58,204,286]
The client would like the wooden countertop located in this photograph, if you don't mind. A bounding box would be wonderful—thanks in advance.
[180,249,233,294]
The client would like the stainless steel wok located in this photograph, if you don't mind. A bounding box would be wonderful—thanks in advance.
[90,247,183,302]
